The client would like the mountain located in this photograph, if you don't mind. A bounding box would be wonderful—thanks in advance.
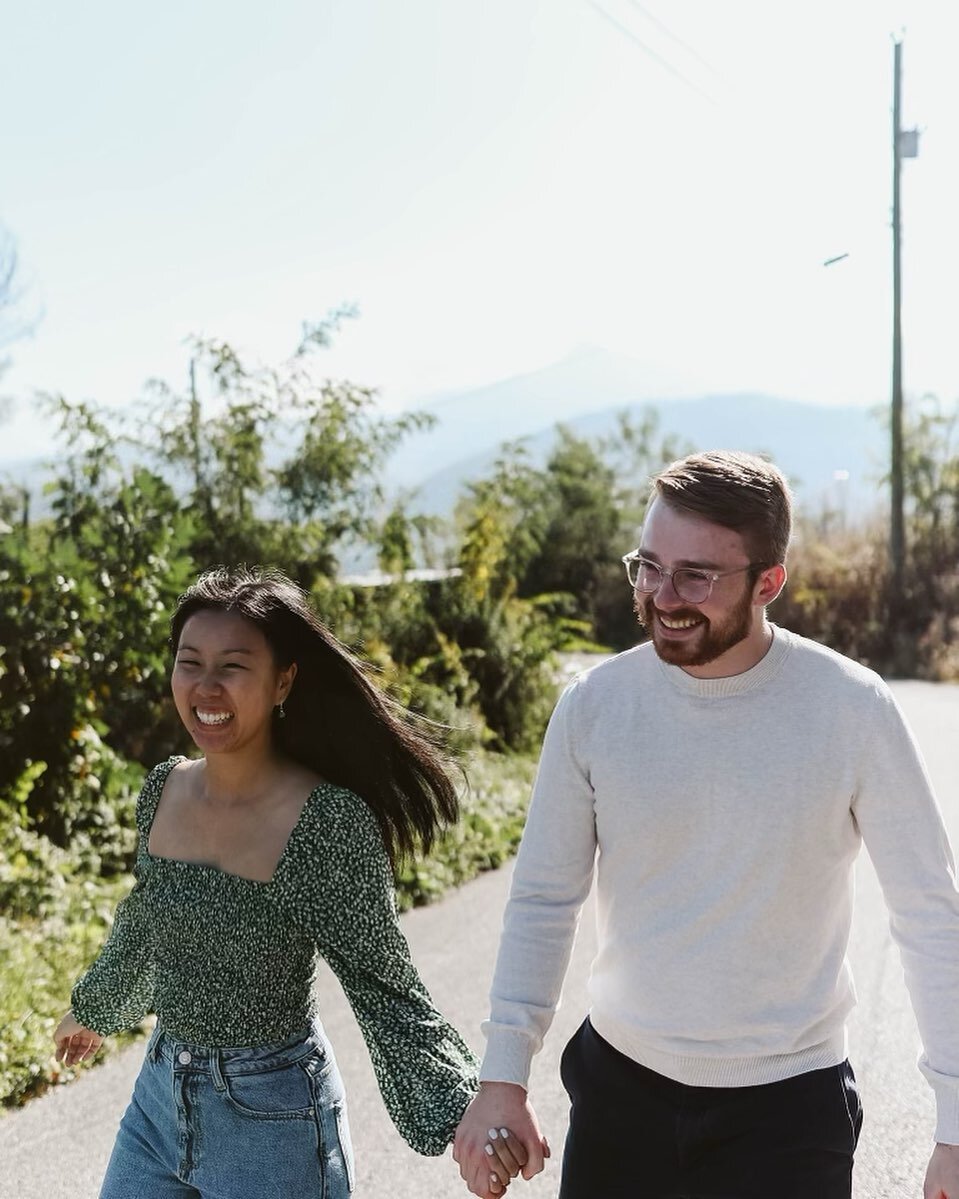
[388,345,706,487]
[390,349,886,519]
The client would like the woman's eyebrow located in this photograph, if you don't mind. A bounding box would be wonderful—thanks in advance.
[176,645,254,655]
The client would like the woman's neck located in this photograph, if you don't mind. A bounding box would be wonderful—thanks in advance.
[198,748,286,807]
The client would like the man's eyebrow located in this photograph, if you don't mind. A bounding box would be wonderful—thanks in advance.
[636,549,721,571]
[176,645,254,655]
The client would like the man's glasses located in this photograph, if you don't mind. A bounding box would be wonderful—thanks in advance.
[621,552,768,605]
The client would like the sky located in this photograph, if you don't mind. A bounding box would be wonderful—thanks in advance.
[1,0,957,465]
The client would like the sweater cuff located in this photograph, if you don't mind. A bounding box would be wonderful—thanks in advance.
[479,1026,537,1088]
[920,1055,959,1144]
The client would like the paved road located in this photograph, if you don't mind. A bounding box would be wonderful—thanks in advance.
[2,679,957,1199]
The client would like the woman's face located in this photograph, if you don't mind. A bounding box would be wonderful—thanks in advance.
[171,609,296,758]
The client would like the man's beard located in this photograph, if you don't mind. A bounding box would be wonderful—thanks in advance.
[634,584,754,668]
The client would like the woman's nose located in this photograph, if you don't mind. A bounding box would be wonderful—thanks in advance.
[194,671,224,694]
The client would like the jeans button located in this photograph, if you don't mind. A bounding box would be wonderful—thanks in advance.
[178,1050,192,1065]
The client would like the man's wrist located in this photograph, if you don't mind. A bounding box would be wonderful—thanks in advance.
[478,1079,528,1098]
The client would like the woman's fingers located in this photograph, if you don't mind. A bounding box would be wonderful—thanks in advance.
[485,1127,526,1179]
[53,1013,103,1067]
[60,1033,102,1066]
[469,1160,507,1198]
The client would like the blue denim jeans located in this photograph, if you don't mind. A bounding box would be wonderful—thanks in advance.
[100,1023,354,1199]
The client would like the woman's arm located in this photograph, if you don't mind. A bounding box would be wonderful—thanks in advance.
[293,788,479,1156]
[68,864,156,1037]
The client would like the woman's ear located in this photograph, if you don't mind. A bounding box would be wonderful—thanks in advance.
[278,661,298,702]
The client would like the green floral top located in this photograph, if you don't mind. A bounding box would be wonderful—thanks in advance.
[71,757,479,1155]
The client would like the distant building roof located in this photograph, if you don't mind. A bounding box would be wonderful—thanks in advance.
[339,567,462,587]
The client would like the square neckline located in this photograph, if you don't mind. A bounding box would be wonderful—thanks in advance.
[141,756,331,886]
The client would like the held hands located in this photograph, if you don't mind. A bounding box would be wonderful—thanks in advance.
[925,1143,959,1199]
[484,1126,547,1194]
[53,1011,104,1067]
[453,1081,550,1197]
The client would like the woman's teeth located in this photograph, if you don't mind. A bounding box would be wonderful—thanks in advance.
[195,709,233,726]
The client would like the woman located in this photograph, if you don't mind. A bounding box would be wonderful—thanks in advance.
[54,566,519,1198]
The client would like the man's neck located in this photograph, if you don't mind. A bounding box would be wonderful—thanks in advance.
[680,620,775,680]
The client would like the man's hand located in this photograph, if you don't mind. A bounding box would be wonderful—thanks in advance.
[453,1081,549,1197]
[925,1143,959,1198]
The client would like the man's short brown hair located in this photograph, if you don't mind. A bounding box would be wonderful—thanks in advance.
[651,450,792,565]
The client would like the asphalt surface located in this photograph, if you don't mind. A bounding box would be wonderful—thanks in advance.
[2,679,957,1199]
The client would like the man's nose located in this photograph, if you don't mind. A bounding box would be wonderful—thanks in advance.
[651,572,684,608]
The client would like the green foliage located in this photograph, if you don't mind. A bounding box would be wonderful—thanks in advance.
[394,751,536,909]
[776,396,959,679]
[358,455,581,753]
[773,527,893,670]
[0,400,183,856]
[0,873,143,1108]
[139,315,433,582]
[0,763,74,921]
[519,427,620,605]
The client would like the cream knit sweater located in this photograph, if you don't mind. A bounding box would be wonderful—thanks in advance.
[480,626,959,1143]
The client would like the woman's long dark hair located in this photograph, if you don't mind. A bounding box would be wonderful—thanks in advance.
[169,566,459,864]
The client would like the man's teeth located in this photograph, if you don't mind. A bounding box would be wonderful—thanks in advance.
[195,710,233,725]
[658,615,700,630]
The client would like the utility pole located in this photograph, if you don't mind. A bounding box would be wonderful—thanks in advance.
[890,36,919,596]
[890,37,905,594]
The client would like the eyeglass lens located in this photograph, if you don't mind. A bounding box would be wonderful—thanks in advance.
[628,559,711,603]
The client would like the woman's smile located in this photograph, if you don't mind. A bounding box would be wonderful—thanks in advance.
[193,707,234,727]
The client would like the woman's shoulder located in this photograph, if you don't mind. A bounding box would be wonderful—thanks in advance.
[142,754,192,793]
[286,781,388,887]
[136,756,191,827]
[300,779,380,840]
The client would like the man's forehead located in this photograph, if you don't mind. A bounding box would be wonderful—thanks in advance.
[640,498,748,564]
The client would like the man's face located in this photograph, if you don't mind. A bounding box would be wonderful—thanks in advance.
[634,497,761,670]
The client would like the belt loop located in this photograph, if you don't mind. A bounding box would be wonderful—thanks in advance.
[149,1030,164,1064]
[211,1049,226,1092]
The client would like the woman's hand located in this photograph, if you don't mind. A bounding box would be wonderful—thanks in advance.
[53,1011,104,1067]
[485,1126,540,1192]
[454,1083,549,1197]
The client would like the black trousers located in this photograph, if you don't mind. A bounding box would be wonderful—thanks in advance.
[559,1019,863,1199]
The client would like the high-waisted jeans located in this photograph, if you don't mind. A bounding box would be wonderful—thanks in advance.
[100,1022,354,1199]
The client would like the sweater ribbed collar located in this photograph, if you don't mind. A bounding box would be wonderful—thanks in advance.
[657,624,793,699]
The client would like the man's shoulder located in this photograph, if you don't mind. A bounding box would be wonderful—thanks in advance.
[777,626,888,697]
[566,642,658,690]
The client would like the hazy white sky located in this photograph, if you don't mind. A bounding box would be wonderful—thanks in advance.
[1,0,956,462]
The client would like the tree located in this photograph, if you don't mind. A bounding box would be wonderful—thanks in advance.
[453,412,690,651]
[140,312,433,583]
[0,231,21,353]
[0,229,30,397]
[519,427,620,614]
[0,396,194,859]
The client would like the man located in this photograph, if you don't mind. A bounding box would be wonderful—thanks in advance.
[453,451,959,1198]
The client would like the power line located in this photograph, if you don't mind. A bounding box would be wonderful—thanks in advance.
[585,0,717,104]
[623,0,724,80]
